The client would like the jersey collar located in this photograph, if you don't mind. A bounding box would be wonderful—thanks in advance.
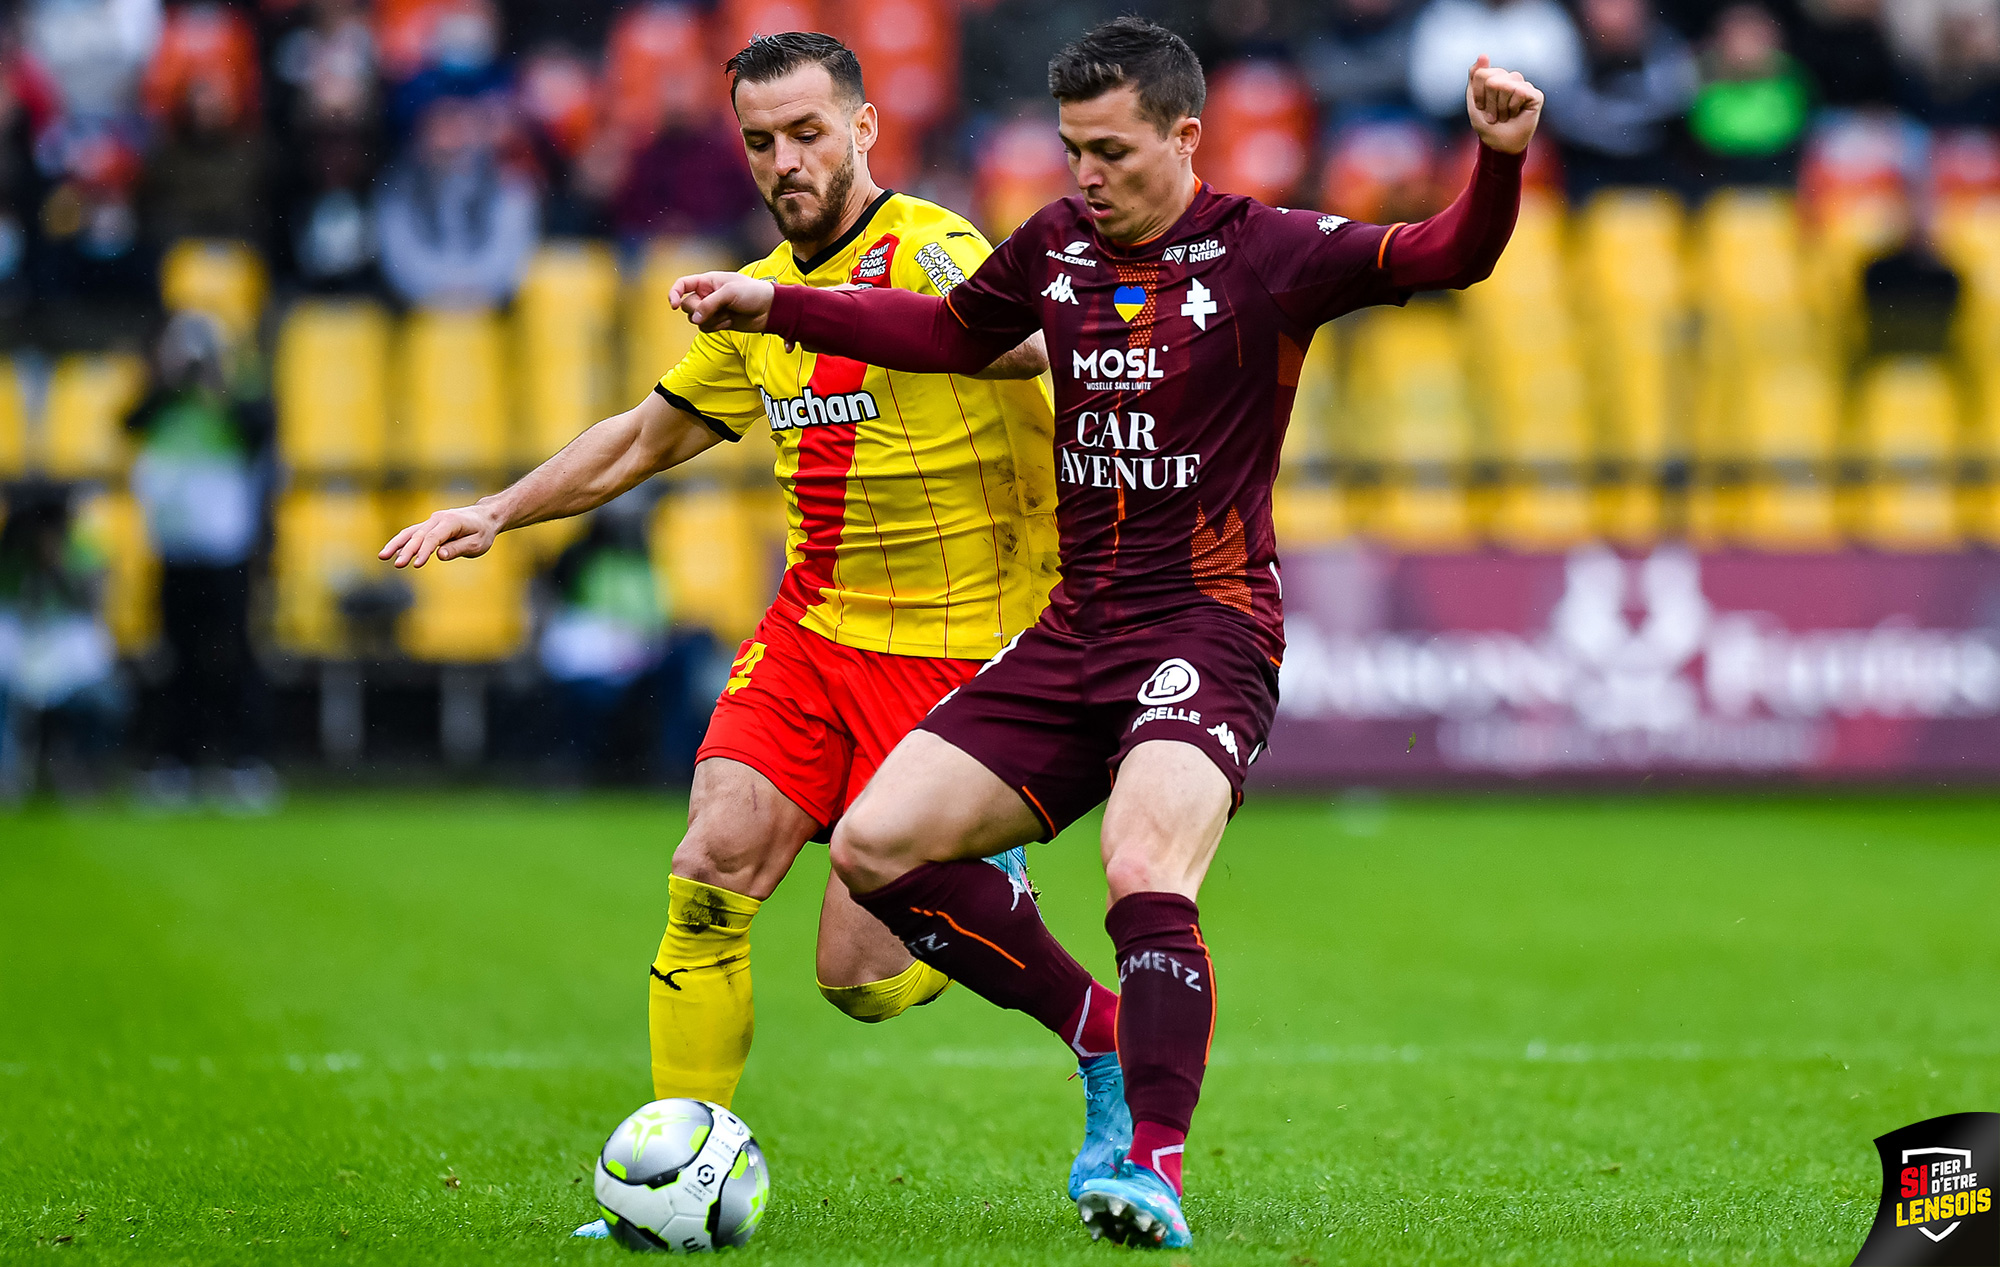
[793,187,898,277]
[1095,180,1210,258]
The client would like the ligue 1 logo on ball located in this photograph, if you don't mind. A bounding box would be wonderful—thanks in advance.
[1851,1113,1997,1266]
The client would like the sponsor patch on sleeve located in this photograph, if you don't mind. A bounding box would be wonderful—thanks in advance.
[914,240,968,293]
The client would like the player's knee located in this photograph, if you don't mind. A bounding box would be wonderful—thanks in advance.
[827,813,905,895]
[818,962,951,1023]
[1103,838,1172,901]
[672,821,778,896]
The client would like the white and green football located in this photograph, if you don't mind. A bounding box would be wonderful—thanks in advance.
[594,1098,768,1253]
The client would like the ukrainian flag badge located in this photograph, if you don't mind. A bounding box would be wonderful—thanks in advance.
[1113,286,1146,322]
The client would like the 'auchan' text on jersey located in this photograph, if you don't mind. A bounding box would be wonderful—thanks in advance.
[760,385,880,431]
[1073,346,1167,391]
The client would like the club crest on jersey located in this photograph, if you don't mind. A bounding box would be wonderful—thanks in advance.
[1137,658,1201,705]
[1113,286,1147,322]
[1180,279,1217,330]
[1318,214,1350,234]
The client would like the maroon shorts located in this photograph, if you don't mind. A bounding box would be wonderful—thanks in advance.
[917,610,1281,839]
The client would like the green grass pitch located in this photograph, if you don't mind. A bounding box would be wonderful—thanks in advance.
[4,791,1997,1264]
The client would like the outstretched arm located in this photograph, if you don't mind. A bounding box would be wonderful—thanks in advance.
[1386,57,1541,291]
[379,389,720,568]
[670,272,1013,376]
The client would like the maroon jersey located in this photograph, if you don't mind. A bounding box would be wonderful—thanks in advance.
[942,187,1404,656]
[764,146,1524,661]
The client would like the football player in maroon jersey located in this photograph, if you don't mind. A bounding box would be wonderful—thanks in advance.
[671,17,1544,1248]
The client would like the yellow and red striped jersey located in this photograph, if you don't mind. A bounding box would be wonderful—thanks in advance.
[660,191,1060,660]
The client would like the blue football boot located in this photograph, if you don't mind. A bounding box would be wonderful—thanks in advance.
[982,845,1035,908]
[570,1218,609,1238]
[1068,1052,1133,1199]
[1076,1160,1192,1249]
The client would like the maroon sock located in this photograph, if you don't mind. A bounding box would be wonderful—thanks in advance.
[1107,892,1214,1194]
[1065,980,1119,1060]
[1130,1121,1186,1195]
[855,860,1106,1044]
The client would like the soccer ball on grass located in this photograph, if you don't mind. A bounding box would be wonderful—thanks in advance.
[594,1098,768,1252]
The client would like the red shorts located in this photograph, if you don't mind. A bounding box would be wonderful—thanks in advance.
[697,611,980,836]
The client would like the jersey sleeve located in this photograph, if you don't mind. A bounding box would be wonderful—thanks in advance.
[896,217,991,299]
[1239,203,1406,329]
[936,207,1047,346]
[657,328,758,443]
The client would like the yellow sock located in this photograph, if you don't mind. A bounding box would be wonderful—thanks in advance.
[649,875,762,1107]
[818,961,952,1024]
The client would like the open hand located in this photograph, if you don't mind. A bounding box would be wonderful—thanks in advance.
[668,271,777,334]
[1465,56,1543,155]
[380,504,500,569]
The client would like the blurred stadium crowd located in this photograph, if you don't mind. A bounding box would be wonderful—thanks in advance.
[1,0,1999,800]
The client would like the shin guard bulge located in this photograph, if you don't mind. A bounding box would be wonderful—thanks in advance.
[855,859,1110,1043]
[1107,892,1215,1195]
[818,960,952,1023]
[648,875,761,1106]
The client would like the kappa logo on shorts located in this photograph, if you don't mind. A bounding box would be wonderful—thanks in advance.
[1136,658,1201,705]
[1207,721,1241,764]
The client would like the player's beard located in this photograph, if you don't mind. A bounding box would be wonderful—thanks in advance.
[763,146,856,247]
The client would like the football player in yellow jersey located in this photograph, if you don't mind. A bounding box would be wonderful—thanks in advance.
[380,32,1130,1225]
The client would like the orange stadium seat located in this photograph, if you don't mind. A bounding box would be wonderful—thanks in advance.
[0,359,24,477]
[976,115,1073,240]
[714,0,823,66]
[395,487,529,661]
[397,309,510,475]
[161,239,269,343]
[272,490,389,656]
[1204,60,1313,208]
[1319,121,1439,225]
[141,2,260,123]
[519,47,601,160]
[831,0,956,189]
[1931,129,2000,212]
[276,300,392,478]
[1853,357,1960,470]
[377,0,493,81]
[73,490,159,652]
[604,3,711,138]
[516,242,621,467]
[651,484,777,644]
[42,353,145,480]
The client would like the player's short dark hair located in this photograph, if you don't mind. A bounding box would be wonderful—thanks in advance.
[1047,17,1205,134]
[725,31,864,109]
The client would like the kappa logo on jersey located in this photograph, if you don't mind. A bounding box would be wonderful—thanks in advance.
[1206,721,1241,764]
[913,240,966,292]
[1318,214,1350,234]
[850,233,899,285]
[760,383,881,431]
[1180,278,1218,330]
[1163,238,1226,264]
[1046,240,1096,267]
[1043,273,1079,304]
[1137,658,1201,705]
[1113,285,1147,321]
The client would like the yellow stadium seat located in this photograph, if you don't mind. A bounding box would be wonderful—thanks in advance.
[1343,305,1472,469]
[1744,478,1840,549]
[1853,357,1960,469]
[395,488,528,661]
[508,514,590,568]
[1861,478,1959,550]
[1939,203,2000,355]
[1577,192,1686,468]
[160,238,268,342]
[1492,480,1593,549]
[397,309,509,475]
[1285,328,1339,470]
[1963,481,2000,545]
[0,358,24,477]
[1375,479,1473,549]
[650,484,775,645]
[516,241,621,467]
[73,490,158,651]
[1697,190,1807,331]
[1685,481,1744,548]
[1457,197,1592,470]
[1485,352,1593,468]
[275,300,392,477]
[272,490,388,656]
[627,237,735,407]
[1807,193,1909,354]
[1741,359,1839,465]
[43,353,145,480]
[1272,481,1348,546]
[1594,480,1661,545]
